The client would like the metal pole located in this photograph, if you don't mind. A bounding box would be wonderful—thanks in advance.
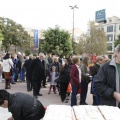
[72,8,74,54]
[69,5,79,54]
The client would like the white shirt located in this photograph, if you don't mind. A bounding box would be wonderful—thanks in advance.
[3,58,13,72]
[75,64,81,83]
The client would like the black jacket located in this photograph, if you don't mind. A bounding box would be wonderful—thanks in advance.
[90,63,100,77]
[8,93,45,120]
[59,64,71,83]
[24,58,33,79]
[94,61,116,106]
[90,63,101,94]
[30,58,44,81]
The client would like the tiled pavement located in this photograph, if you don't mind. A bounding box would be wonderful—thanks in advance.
[0,80,92,107]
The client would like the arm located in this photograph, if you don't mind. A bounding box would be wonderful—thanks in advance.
[70,65,79,83]
[9,59,14,68]
[113,92,120,102]
[10,106,22,120]
[94,64,114,99]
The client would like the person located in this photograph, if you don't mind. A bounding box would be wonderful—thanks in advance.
[0,89,45,120]
[80,56,91,105]
[70,57,81,106]
[59,58,71,103]
[94,44,120,107]
[24,54,33,92]
[49,57,61,92]
[90,56,103,105]
[30,52,45,97]
[17,52,25,82]
[48,66,59,94]
[3,53,13,89]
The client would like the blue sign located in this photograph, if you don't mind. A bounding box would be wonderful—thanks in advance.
[34,30,39,48]
[95,9,106,22]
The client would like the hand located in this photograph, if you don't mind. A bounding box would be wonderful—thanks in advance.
[7,116,14,120]
[113,92,120,102]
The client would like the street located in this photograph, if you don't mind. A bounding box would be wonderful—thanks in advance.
[0,80,93,107]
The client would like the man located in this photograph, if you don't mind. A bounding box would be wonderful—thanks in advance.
[24,54,33,91]
[90,56,103,105]
[0,89,45,120]
[30,52,45,97]
[94,44,120,107]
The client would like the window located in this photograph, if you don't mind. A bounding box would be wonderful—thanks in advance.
[107,43,112,51]
[107,34,113,41]
[107,26,113,32]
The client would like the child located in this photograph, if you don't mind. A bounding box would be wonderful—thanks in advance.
[48,66,59,94]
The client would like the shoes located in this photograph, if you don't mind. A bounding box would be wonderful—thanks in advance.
[48,92,50,94]
[37,93,43,96]
[64,100,68,103]
[54,92,57,94]
[80,102,88,105]
[11,82,16,84]
[43,86,46,88]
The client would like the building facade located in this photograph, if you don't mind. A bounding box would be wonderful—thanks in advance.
[99,16,120,58]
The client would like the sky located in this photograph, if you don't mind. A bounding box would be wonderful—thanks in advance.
[0,0,119,32]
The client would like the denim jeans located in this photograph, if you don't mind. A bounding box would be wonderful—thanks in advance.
[71,85,79,106]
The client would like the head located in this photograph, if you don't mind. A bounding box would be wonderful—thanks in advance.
[29,54,33,59]
[39,52,45,60]
[0,90,9,108]
[52,66,56,72]
[114,44,120,64]
[96,56,103,64]
[72,57,80,66]
[82,56,89,66]
[54,57,58,63]
[64,58,70,65]
[4,53,11,59]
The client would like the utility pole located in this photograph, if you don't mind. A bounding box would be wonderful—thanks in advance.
[69,5,79,54]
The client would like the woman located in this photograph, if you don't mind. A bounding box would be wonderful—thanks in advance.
[3,53,13,89]
[70,57,81,106]
[59,58,71,103]
[80,56,91,105]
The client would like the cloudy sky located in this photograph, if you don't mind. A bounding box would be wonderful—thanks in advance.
[0,0,119,32]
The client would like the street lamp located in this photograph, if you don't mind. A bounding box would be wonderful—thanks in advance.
[69,5,79,54]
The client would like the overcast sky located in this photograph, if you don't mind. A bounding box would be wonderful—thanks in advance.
[0,0,119,32]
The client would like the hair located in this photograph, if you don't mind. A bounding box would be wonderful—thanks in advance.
[29,54,33,59]
[4,53,10,59]
[114,44,120,58]
[0,90,9,105]
[39,52,45,58]
[82,56,89,66]
[96,56,103,62]
[115,44,120,53]
[72,57,79,64]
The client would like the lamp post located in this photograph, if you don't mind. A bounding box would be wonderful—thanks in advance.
[69,5,79,54]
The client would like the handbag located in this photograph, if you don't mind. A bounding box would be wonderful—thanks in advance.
[81,73,92,83]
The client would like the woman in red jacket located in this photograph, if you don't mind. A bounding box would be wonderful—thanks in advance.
[70,57,81,106]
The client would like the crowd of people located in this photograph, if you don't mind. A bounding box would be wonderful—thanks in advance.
[1,44,120,119]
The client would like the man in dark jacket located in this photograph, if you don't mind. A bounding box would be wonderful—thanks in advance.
[24,54,33,91]
[90,56,103,105]
[94,44,120,107]
[30,52,45,97]
[0,89,45,120]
